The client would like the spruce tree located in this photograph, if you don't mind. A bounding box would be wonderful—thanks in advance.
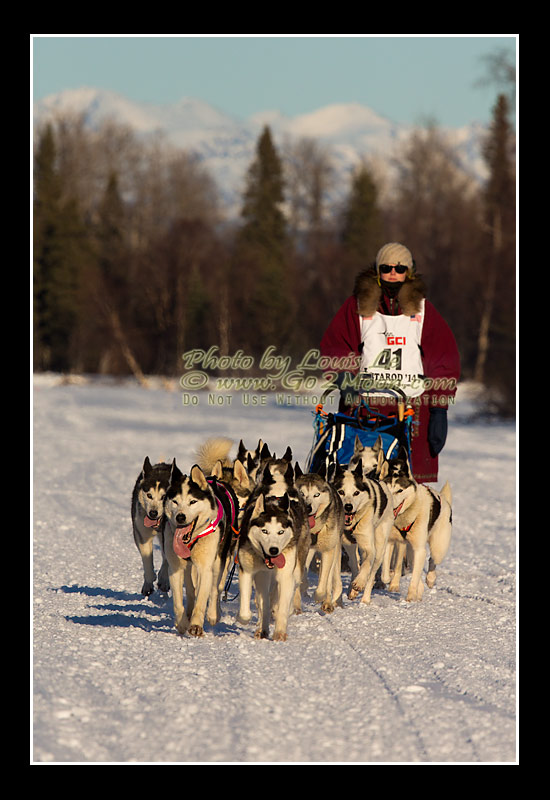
[235,126,294,357]
[341,164,384,267]
[474,93,516,414]
[34,124,85,371]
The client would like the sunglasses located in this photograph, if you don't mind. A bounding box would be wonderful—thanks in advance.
[379,264,408,274]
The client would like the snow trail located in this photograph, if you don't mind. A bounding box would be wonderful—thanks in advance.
[32,377,516,763]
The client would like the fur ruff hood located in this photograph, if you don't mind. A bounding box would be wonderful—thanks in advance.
[353,267,427,317]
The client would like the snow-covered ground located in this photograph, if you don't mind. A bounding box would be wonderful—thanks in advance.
[32,376,517,764]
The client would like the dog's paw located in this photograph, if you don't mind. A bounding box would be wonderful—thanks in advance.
[272,630,288,642]
[320,600,335,613]
[141,581,155,597]
[188,624,204,637]
[254,629,269,639]
[348,582,363,600]
[425,571,436,589]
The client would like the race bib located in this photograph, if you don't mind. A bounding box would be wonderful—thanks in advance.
[359,301,425,398]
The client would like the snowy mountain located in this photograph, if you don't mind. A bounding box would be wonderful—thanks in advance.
[33,87,487,215]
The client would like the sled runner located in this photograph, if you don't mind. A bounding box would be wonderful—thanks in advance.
[305,386,414,475]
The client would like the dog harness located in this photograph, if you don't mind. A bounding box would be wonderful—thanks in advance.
[393,500,414,538]
[172,478,238,559]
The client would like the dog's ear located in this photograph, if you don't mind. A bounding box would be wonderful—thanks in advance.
[263,463,274,485]
[169,458,183,486]
[284,461,294,484]
[252,493,265,517]
[376,443,387,475]
[211,460,224,479]
[353,435,364,455]
[141,456,153,477]
[260,442,271,460]
[279,493,290,511]
[353,461,363,480]
[294,462,303,479]
[334,461,345,480]
[396,446,413,477]
[282,446,292,462]
[237,439,247,461]
[190,464,208,490]
[316,461,326,480]
[233,459,250,488]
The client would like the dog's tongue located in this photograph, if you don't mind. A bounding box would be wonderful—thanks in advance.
[266,553,286,569]
[308,515,316,529]
[173,526,194,558]
[344,513,355,527]
[144,515,160,528]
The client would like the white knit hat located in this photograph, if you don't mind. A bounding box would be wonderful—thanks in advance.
[375,243,414,273]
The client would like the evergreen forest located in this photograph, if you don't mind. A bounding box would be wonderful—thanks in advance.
[33,93,516,415]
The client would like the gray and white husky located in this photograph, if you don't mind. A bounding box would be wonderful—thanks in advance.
[380,446,453,601]
[333,462,394,604]
[131,457,171,596]
[162,461,236,637]
[236,492,311,641]
[295,463,345,613]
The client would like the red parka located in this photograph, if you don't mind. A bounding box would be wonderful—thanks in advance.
[320,269,461,483]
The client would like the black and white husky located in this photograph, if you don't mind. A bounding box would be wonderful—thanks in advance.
[236,492,311,641]
[295,463,345,613]
[380,446,452,601]
[131,457,171,596]
[162,461,237,637]
[333,462,394,604]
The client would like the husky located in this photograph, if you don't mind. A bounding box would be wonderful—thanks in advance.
[236,492,311,640]
[162,461,236,636]
[194,436,256,523]
[236,438,266,481]
[380,446,453,601]
[294,463,345,613]
[253,444,292,485]
[332,462,394,604]
[348,435,387,479]
[131,457,171,596]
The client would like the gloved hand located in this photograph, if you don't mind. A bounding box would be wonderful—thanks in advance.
[428,408,448,457]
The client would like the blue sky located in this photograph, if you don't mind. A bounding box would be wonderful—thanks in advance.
[31,35,517,128]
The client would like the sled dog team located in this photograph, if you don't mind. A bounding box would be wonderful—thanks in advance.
[131,436,453,641]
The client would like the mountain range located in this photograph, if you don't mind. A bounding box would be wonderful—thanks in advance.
[33,87,488,215]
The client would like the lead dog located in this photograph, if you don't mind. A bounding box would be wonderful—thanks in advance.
[380,446,452,601]
[236,492,311,640]
[131,457,171,596]
[295,463,344,613]
[333,462,394,604]
[163,461,236,636]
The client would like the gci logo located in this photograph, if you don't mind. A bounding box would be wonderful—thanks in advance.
[386,335,406,345]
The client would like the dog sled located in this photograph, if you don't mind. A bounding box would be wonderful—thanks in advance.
[305,386,414,475]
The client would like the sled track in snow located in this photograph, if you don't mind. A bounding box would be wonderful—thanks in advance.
[318,608,431,761]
